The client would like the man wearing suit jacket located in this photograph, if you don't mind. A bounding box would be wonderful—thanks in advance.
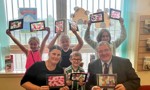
[86,41,140,90]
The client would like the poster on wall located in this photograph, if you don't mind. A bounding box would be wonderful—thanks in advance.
[18,8,37,32]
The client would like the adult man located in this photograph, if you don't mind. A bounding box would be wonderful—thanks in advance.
[86,41,140,90]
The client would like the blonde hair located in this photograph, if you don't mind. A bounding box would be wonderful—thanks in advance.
[70,51,82,61]
[28,37,40,44]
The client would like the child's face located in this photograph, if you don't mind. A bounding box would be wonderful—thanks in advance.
[101,32,110,42]
[70,56,81,68]
[60,38,70,50]
[29,40,39,51]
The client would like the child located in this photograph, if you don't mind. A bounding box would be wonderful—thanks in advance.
[64,51,85,90]
[84,18,126,56]
[48,25,83,68]
[6,27,50,70]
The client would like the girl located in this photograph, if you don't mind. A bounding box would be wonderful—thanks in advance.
[84,18,126,56]
[6,27,50,70]
[48,25,83,68]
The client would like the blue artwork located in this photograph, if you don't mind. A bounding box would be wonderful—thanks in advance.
[18,8,37,32]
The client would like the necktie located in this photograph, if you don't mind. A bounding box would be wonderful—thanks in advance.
[103,63,109,90]
[104,63,109,74]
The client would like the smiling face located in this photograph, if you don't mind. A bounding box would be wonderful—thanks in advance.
[97,41,112,62]
[70,51,82,68]
[60,35,70,51]
[70,56,82,68]
[101,32,110,42]
[49,49,61,65]
[29,40,39,51]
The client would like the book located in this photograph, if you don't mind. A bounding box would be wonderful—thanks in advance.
[5,55,14,72]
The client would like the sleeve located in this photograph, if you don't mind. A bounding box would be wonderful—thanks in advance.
[114,25,127,48]
[85,63,97,90]
[84,27,98,50]
[20,62,39,85]
[122,59,141,90]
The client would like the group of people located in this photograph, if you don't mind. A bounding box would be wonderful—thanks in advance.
[6,18,141,90]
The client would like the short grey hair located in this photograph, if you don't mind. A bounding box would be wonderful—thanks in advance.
[96,41,111,51]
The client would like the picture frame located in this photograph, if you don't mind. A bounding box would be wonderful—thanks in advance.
[69,21,79,31]
[109,8,121,20]
[46,74,66,88]
[55,20,65,33]
[70,72,88,82]
[90,12,104,23]
[96,74,117,88]
[9,19,23,31]
[30,21,45,32]
[143,57,150,70]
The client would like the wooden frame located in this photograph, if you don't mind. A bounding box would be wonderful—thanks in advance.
[96,74,117,88]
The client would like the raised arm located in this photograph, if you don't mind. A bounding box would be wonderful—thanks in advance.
[114,18,127,48]
[84,21,98,50]
[6,29,28,55]
[47,30,61,49]
[39,27,50,55]
[71,26,83,51]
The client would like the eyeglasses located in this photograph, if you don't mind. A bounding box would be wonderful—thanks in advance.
[98,49,110,54]
[72,58,81,61]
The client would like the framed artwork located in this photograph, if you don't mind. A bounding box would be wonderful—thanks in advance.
[9,19,23,31]
[110,8,121,20]
[46,74,66,88]
[143,57,150,70]
[90,12,104,23]
[70,73,88,82]
[96,74,117,88]
[30,21,45,32]
[69,21,79,31]
[55,20,65,33]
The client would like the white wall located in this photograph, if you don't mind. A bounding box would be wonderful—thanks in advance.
[129,0,150,85]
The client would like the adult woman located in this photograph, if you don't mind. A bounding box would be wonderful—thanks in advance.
[84,18,126,56]
[20,45,69,90]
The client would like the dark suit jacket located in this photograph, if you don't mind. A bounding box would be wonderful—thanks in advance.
[86,56,140,90]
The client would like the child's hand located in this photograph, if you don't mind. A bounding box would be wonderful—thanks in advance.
[71,25,77,34]
[88,20,92,26]
[66,80,72,86]
[119,18,124,26]
[56,30,62,36]
[45,27,50,33]
[6,29,12,36]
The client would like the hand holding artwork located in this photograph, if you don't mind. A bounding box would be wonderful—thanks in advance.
[45,27,50,34]
[6,29,12,36]
[59,86,69,90]
[119,18,124,26]
[38,85,49,90]
[115,84,126,90]
[91,86,101,90]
